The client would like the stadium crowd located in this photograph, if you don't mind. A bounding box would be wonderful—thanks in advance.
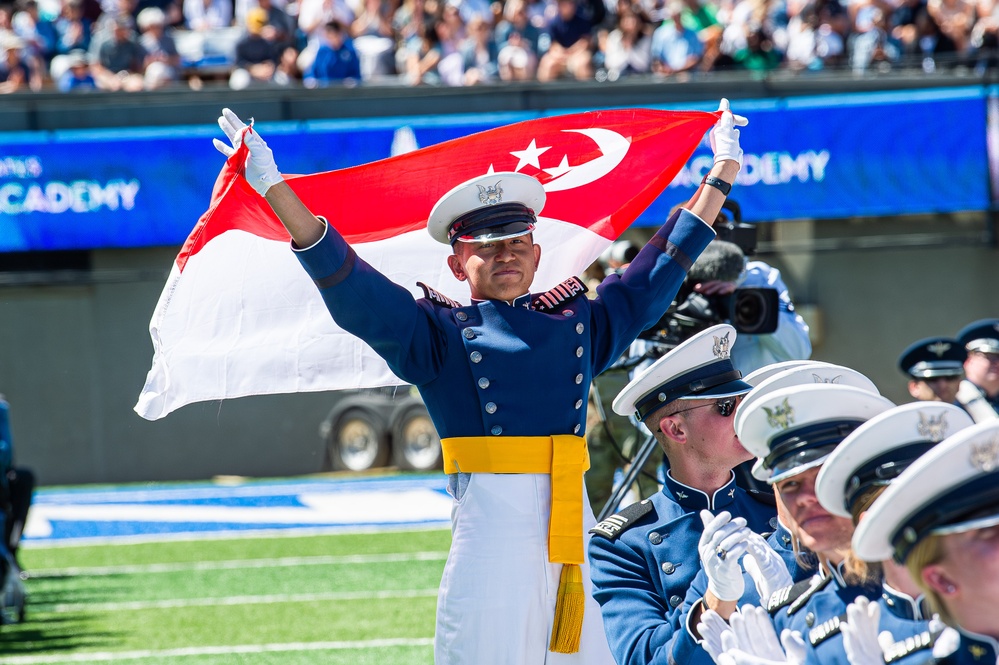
[1,0,997,93]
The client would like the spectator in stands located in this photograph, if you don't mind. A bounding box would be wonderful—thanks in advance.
[393,0,430,54]
[782,0,846,70]
[303,18,361,84]
[92,15,146,90]
[89,0,137,57]
[56,45,98,87]
[676,0,723,69]
[137,6,180,87]
[598,3,653,78]
[460,14,499,82]
[495,0,546,57]
[449,0,493,25]
[297,0,355,71]
[13,0,58,72]
[1,34,42,92]
[537,0,595,80]
[497,27,538,76]
[183,0,233,31]
[54,0,92,54]
[350,0,397,78]
[927,0,975,61]
[731,24,783,71]
[273,42,300,83]
[849,4,901,72]
[650,0,703,75]
[230,6,280,87]
[403,17,445,83]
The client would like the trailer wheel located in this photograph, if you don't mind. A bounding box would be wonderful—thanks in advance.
[329,409,390,471]
[391,407,442,471]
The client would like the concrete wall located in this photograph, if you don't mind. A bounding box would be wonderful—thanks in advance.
[1,78,997,485]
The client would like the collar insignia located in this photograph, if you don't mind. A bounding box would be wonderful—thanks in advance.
[764,398,795,430]
[970,437,999,473]
[916,412,949,442]
[712,332,731,359]
[477,181,504,205]
[676,491,688,500]
[968,645,988,660]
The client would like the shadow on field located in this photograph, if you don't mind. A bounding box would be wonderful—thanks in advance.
[0,614,123,655]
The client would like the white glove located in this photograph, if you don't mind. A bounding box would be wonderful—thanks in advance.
[696,608,731,664]
[214,108,283,197]
[841,596,894,665]
[709,98,748,168]
[718,605,807,665]
[743,531,793,605]
[699,510,750,602]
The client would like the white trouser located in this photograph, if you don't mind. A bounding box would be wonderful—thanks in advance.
[434,473,615,665]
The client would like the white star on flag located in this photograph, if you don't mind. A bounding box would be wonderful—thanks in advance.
[544,156,573,178]
[510,139,551,171]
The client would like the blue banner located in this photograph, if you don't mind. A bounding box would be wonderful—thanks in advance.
[0,88,990,252]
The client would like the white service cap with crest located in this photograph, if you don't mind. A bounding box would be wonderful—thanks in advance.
[853,420,999,564]
[427,171,546,245]
[613,323,752,420]
[736,383,894,484]
[815,402,975,518]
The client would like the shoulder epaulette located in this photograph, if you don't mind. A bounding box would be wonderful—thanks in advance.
[589,499,654,540]
[747,488,777,507]
[883,628,947,664]
[417,282,463,309]
[767,574,830,616]
[808,612,846,647]
[531,276,588,312]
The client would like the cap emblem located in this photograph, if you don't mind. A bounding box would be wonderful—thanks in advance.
[969,437,999,473]
[477,182,504,206]
[927,341,951,357]
[916,412,949,443]
[712,332,731,359]
[764,398,795,430]
[812,374,842,384]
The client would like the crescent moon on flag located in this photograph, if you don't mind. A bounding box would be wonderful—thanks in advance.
[542,128,631,193]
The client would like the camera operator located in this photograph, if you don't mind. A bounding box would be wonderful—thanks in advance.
[680,236,812,375]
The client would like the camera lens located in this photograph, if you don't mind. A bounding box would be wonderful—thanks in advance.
[731,290,777,334]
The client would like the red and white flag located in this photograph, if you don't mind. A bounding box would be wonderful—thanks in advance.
[135,109,719,420]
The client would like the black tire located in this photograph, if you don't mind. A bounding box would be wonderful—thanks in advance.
[391,407,442,471]
[328,409,390,471]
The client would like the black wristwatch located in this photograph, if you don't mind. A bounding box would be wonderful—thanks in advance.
[701,175,732,196]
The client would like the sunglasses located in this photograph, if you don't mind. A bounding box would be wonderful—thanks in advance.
[672,397,739,418]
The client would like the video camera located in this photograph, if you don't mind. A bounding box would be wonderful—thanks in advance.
[638,200,779,351]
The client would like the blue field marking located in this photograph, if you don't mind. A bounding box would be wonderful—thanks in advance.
[23,474,453,546]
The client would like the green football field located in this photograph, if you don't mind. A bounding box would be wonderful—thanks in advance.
[0,528,452,664]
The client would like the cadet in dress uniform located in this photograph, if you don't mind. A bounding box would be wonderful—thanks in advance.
[854,419,999,665]
[813,402,975,661]
[213,103,745,665]
[898,337,967,406]
[733,383,895,665]
[587,324,778,665]
[955,320,999,423]
[667,361,885,665]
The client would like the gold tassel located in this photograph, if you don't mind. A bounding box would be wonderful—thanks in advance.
[549,563,585,653]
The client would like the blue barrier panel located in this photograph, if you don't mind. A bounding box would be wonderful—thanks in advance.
[0,88,989,252]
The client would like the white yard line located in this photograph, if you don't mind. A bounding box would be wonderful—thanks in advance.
[0,637,435,664]
[27,550,448,578]
[33,588,440,614]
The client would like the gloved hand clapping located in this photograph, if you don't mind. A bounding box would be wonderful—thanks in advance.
[841,596,895,665]
[697,608,731,664]
[709,98,748,168]
[743,531,793,606]
[699,510,750,602]
[214,108,283,197]
[718,605,807,665]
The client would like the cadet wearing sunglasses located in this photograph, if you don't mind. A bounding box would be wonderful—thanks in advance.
[588,324,779,665]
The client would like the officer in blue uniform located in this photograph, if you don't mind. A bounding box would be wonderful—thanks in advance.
[854,420,999,665]
[898,337,966,406]
[733,382,896,665]
[955,319,999,422]
[213,103,747,664]
[587,323,779,665]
